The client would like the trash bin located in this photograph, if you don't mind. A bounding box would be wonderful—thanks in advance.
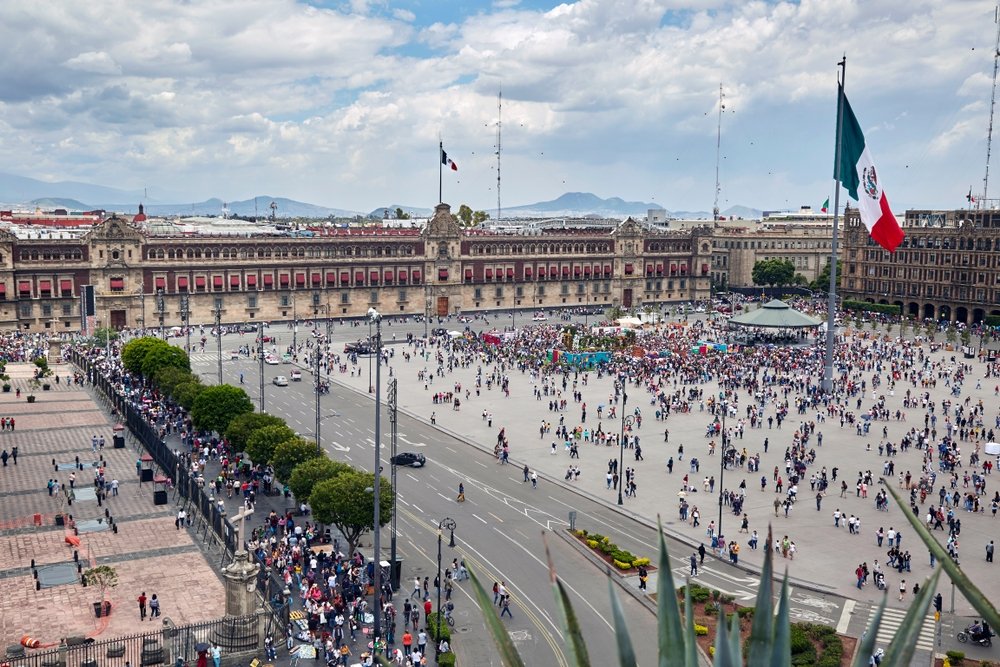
[33,514,42,526]
[153,490,168,505]
[113,435,125,449]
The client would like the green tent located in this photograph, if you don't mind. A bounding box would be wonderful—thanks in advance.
[727,299,822,329]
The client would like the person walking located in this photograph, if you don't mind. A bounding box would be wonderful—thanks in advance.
[210,644,221,667]
[137,592,147,620]
[898,579,906,602]
[988,540,995,563]
[690,553,698,576]
[500,595,513,618]
[530,471,538,489]
[410,576,421,600]
[149,594,160,619]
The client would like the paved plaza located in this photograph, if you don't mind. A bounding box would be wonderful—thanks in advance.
[0,365,225,648]
[324,324,1000,617]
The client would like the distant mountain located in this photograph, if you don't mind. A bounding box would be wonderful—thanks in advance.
[126,196,360,218]
[504,192,661,218]
[367,204,434,218]
[721,205,761,220]
[0,172,157,206]
[27,198,93,211]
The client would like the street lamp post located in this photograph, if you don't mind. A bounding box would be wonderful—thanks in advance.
[368,318,374,393]
[717,398,729,542]
[436,517,456,652]
[156,288,165,339]
[258,321,265,412]
[292,294,297,350]
[388,378,399,590]
[314,329,323,454]
[618,391,635,505]
[139,290,145,334]
[181,294,190,354]
[214,306,223,385]
[368,307,383,647]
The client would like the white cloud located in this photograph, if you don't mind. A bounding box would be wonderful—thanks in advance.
[0,0,996,212]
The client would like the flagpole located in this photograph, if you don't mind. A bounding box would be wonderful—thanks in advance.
[439,140,443,204]
[822,57,847,394]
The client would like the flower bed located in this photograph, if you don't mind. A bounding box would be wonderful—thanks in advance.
[570,529,651,572]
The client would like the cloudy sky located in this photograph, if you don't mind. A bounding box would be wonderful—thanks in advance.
[0,0,996,214]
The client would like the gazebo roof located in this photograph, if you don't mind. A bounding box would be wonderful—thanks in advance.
[727,299,822,329]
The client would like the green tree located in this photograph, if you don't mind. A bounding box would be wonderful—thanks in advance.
[191,385,254,435]
[121,337,163,375]
[394,207,410,220]
[271,437,321,481]
[288,457,353,503]
[173,380,205,410]
[751,259,795,287]
[309,470,393,555]
[472,210,490,225]
[225,412,286,451]
[457,204,473,226]
[792,273,807,286]
[140,343,190,379]
[246,424,297,465]
[809,259,842,291]
[155,366,198,396]
[93,327,119,347]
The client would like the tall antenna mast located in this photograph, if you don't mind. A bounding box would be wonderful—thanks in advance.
[984,6,1000,205]
[496,85,502,224]
[713,83,725,221]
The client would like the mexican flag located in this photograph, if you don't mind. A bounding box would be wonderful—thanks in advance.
[821,197,829,213]
[837,86,904,252]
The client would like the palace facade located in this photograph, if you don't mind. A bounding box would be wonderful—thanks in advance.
[0,203,714,332]
[841,208,1000,324]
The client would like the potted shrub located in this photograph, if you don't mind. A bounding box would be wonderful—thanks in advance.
[26,378,39,403]
[34,357,52,390]
[82,565,118,618]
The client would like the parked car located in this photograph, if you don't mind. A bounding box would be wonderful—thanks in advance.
[290,370,302,381]
[281,353,293,364]
[264,355,280,365]
[273,375,288,386]
[229,351,241,360]
[390,452,426,468]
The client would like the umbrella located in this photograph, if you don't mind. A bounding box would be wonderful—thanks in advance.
[986,442,1000,456]
[194,643,210,652]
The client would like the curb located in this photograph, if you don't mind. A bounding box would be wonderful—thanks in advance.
[326,371,840,601]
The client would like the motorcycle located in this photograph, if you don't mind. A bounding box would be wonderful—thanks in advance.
[957,622,994,647]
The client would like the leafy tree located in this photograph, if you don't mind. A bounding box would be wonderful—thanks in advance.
[155,366,198,396]
[288,457,353,503]
[809,259,841,292]
[191,385,255,435]
[472,210,490,225]
[271,437,321,482]
[309,470,393,556]
[456,204,473,226]
[246,424,297,465]
[751,259,795,287]
[93,327,119,347]
[225,413,286,451]
[792,273,808,286]
[173,380,205,411]
[121,337,162,375]
[140,343,190,379]
[394,207,410,220]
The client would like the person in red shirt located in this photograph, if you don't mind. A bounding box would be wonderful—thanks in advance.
[137,592,147,620]
[401,630,412,654]
[423,598,432,623]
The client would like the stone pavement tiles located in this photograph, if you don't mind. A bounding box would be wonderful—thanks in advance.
[0,380,225,647]
[324,333,1000,616]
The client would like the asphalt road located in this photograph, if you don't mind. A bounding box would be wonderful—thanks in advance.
[190,315,667,666]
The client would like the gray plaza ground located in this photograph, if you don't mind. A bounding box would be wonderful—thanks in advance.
[324,323,1000,620]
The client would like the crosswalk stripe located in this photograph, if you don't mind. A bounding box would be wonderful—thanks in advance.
[867,607,936,650]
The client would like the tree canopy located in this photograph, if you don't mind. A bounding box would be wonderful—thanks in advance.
[155,366,198,397]
[751,258,795,287]
[173,380,205,411]
[809,259,842,292]
[309,470,393,556]
[225,412,286,451]
[139,342,190,379]
[121,337,163,375]
[246,423,297,464]
[271,437,322,482]
[288,457,353,503]
[191,385,255,435]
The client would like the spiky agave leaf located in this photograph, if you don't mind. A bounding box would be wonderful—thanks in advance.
[466,562,527,667]
[683,583,698,667]
[769,574,792,667]
[850,596,887,667]
[711,597,737,667]
[607,574,638,667]
[746,526,775,666]
[656,519,688,667]
[880,568,941,667]
[542,534,591,667]
[727,610,743,663]
[881,478,1000,631]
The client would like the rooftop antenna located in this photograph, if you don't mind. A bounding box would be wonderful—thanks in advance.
[269,201,277,222]
[983,5,1000,206]
[496,84,502,224]
[713,83,725,221]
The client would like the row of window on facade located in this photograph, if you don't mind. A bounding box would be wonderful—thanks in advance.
[860,264,994,284]
[108,269,427,293]
[858,280,990,302]
[5,278,76,300]
[144,245,419,260]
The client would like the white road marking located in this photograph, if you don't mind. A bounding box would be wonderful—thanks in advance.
[836,599,855,634]
[473,513,488,524]
[488,512,504,523]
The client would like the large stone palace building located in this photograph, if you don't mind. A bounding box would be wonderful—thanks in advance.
[709,222,835,289]
[0,203,714,332]
[841,207,1000,325]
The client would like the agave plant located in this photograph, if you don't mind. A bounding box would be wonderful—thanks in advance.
[463,517,948,667]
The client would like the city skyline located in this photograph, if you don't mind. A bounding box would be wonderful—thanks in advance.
[0,0,996,214]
